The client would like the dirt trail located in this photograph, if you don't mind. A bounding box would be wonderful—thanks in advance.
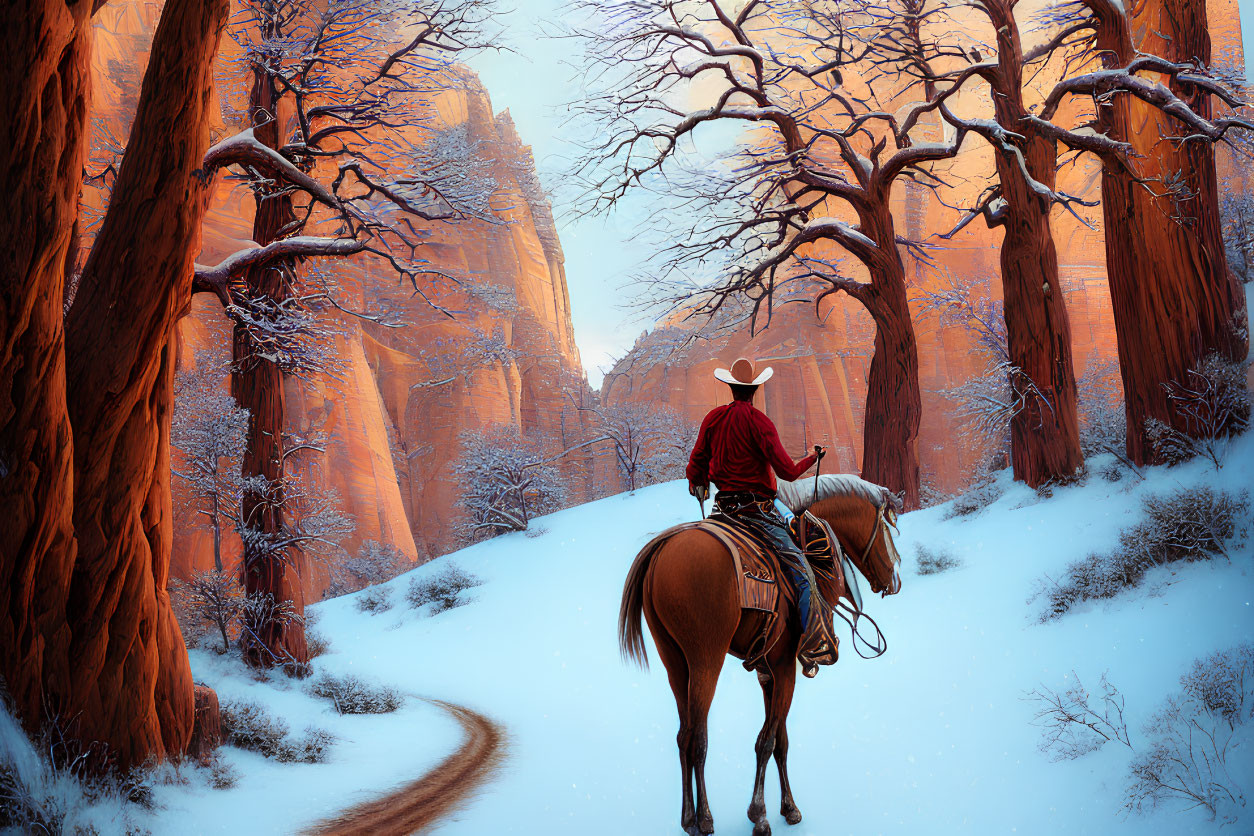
[307,699,506,836]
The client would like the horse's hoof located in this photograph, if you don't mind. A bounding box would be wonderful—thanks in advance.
[782,806,803,825]
[698,814,715,834]
[752,821,772,836]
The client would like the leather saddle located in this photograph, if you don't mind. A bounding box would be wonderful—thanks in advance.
[638,513,845,672]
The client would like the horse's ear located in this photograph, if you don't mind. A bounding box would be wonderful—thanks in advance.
[888,489,905,514]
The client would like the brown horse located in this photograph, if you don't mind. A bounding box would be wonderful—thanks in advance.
[619,475,904,836]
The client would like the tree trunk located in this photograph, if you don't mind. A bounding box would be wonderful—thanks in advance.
[987,3,1084,486]
[1,0,227,771]
[211,492,222,572]
[858,200,922,508]
[0,0,91,745]
[233,61,308,670]
[1097,0,1249,464]
[61,0,228,768]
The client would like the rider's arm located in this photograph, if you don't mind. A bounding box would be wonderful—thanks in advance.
[685,409,717,489]
[755,412,817,482]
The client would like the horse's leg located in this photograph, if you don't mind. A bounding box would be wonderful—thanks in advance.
[771,665,802,825]
[685,656,721,835]
[646,600,696,833]
[747,666,779,836]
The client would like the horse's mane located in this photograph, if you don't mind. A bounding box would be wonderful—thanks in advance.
[776,473,891,514]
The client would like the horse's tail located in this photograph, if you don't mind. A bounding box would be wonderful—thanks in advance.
[619,539,659,670]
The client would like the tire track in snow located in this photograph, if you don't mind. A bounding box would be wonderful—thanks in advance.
[306,699,505,836]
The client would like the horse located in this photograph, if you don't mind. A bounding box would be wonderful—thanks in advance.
[618,475,904,836]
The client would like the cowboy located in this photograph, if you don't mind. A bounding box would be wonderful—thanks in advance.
[686,357,832,677]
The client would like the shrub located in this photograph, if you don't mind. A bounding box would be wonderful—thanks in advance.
[1077,359,1129,462]
[452,426,566,543]
[1126,643,1254,820]
[305,627,330,660]
[1146,353,1250,469]
[170,568,245,655]
[1039,486,1249,620]
[406,565,483,614]
[208,758,239,790]
[915,545,961,576]
[1026,672,1132,762]
[0,701,149,834]
[355,585,393,614]
[942,479,1005,520]
[326,541,407,598]
[279,728,335,765]
[307,674,403,715]
[219,699,334,764]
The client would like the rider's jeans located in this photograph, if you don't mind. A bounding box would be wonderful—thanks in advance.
[718,499,811,626]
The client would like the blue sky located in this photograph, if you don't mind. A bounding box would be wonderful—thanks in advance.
[467,2,1254,389]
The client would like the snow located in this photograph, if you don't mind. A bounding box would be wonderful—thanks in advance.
[132,430,1254,834]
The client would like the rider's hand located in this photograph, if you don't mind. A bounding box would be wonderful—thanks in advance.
[689,482,709,502]
[813,445,826,460]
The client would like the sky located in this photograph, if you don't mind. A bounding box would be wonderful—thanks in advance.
[466,1,1254,390]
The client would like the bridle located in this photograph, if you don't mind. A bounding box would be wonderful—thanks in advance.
[830,497,899,660]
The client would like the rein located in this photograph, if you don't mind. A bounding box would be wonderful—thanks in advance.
[858,500,888,566]
[821,497,892,660]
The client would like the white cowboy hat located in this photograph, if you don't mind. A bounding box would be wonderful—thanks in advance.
[714,357,774,386]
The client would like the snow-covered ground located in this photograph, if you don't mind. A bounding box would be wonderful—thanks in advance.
[123,430,1254,835]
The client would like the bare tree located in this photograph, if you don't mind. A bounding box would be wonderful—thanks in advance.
[171,353,250,573]
[453,426,567,541]
[568,0,978,508]
[587,402,695,493]
[170,568,246,655]
[921,274,1012,471]
[930,0,1251,478]
[183,0,505,668]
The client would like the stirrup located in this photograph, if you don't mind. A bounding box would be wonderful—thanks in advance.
[797,606,839,677]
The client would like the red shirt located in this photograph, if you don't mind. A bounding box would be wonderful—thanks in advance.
[686,400,818,497]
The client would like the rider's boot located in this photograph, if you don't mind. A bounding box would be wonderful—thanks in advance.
[796,603,838,678]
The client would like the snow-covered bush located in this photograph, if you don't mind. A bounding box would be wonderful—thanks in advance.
[1146,352,1251,469]
[208,758,239,790]
[1027,672,1131,762]
[327,540,407,598]
[943,479,1005,520]
[1040,486,1249,620]
[406,565,483,614]
[915,545,961,575]
[307,674,403,715]
[237,591,306,669]
[305,626,330,660]
[355,584,393,614]
[453,426,566,542]
[219,699,334,764]
[1126,643,1254,820]
[1077,359,1129,465]
[170,568,245,655]
[0,699,149,834]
